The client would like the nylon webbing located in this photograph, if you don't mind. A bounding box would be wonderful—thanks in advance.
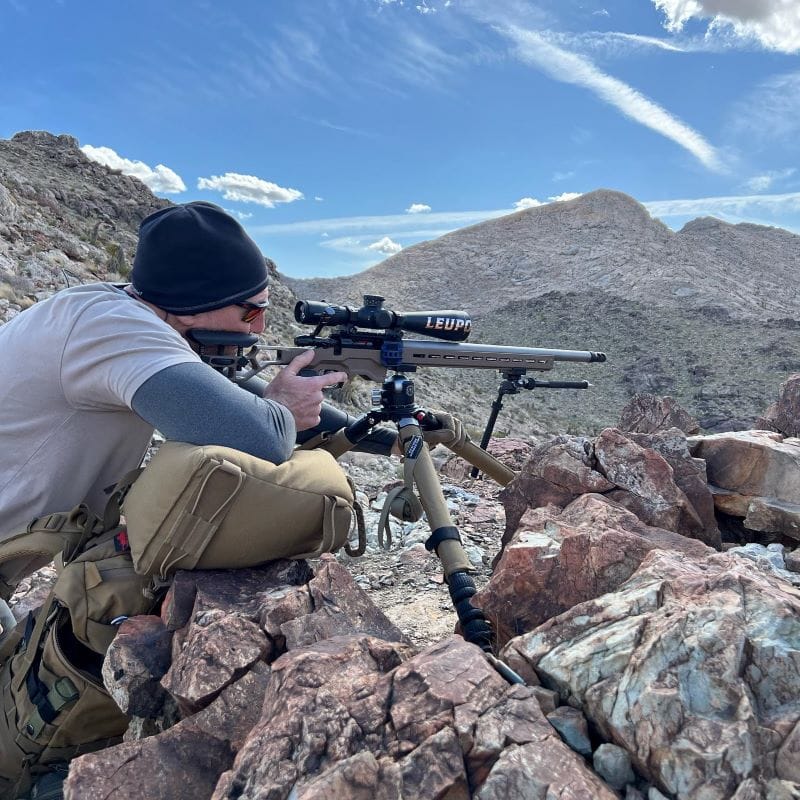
[377,435,424,550]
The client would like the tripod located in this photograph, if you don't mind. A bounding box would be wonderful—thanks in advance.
[320,372,524,683]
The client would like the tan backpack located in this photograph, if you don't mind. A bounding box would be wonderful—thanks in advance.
[0,507,152,799]
[0,442,361,798]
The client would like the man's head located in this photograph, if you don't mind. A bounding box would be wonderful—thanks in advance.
[130,201,269,316]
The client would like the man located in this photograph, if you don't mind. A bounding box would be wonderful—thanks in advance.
[0,201,395,544]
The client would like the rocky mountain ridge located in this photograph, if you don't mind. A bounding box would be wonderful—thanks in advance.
[0,130,167,305]
[284,188,800,321]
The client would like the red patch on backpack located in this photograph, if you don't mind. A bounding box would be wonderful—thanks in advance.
[114,529,130,552]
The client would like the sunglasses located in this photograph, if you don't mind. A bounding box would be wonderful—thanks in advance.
[235,298,269,323]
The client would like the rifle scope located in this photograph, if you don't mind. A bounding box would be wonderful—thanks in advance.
[295,295,472,342]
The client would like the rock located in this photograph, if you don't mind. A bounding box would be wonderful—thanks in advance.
[530,685,558,715]
[709,484,752,516]
[759,374,800,438]
[498,473,577,549]
[628,427,720,547]
[595,427,705,537]
[690,430,800,501]
[786,549,800,573]
[526,435,615,495]
[280,554,409,648]
[65,666,270,800]
[546,706,592,756]
[161,611,268,714]
[476,493,709,647]
[504,549,800,800]
[726,543,800,587]
[744,496,800,540]
[618,393,700,435]
[102,615,174,718]
[593,743,635,790]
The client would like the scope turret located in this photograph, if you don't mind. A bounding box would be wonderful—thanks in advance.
[294,296,472,342]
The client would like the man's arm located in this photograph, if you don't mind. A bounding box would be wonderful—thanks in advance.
[131,362,296,464]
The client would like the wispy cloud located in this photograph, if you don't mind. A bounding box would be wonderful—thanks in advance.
[744,168,797,193]
[80,145,186,193]
[500,25,723,172]
[547,30,688,54]
[653,0,800,53]
[645,190,800,218]
[253,209,509,236]
[298,116,378,138]
[406,203,432,213]
[731,71,800,146]
[197,173,303,208]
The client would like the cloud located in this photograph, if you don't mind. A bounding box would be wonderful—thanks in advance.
[367,236,403,254]
[406,202,432,213]
[225,208,254,221]
[501,25,723,171]
[514,197,543,210]
[744,168,796,192]
[197,172,303,207]
[546,30,688,54]
[731,71,800,145]
[652,0,800,53]
[550,192,583,202]
[314,196,324,202]
[645,190,800,218]
[254,209,509,237]
[80,145,186,194]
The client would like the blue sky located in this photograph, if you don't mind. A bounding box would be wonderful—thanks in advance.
[2,0,799,278]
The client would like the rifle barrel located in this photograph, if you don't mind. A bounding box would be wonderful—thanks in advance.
[400,340,605,372]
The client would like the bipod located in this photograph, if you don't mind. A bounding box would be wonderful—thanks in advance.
[471,369,590,478]
[332,373,525,684]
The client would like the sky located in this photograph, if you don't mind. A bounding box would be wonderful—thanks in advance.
[1,0,799,278]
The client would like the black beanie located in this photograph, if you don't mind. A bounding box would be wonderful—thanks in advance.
[130,201,269,314]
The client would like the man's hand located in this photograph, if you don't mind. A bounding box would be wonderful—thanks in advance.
[263,349,347,431]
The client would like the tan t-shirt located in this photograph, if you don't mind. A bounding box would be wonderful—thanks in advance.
[0,283,199,540]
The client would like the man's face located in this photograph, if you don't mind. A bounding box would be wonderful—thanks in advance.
[180,289,269,335]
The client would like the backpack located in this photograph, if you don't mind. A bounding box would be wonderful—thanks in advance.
[0,501,153,800]
[0,442,361,798]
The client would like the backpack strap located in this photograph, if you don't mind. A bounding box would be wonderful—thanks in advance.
[0,508,99,601]
[376,442,424,551]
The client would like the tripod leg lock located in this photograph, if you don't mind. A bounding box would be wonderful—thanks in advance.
[425,525,461,552]
[447,570,493,653]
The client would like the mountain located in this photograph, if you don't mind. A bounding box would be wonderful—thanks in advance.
[0,131,168,303]
[284,189,800,321]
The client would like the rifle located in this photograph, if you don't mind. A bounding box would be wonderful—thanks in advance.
[240,295,606,383]
[192,295,606,683]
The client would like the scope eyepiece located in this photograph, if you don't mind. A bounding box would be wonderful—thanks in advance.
[295,296,472,342]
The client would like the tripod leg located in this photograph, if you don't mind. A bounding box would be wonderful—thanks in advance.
[397,420,494,653]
